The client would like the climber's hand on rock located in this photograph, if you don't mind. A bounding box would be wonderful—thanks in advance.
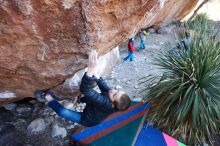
[94,72,100,79]
[89,50,98,67]
[87,50,98,77]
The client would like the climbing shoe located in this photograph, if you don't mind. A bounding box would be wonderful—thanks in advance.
[34,90,47,102]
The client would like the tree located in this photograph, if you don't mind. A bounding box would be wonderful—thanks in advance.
[188,0,210,22]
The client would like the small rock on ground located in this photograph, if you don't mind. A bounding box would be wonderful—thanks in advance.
[51,124,67,138]
[3,103,17,111]
[115,85,123,90]
[27,118,46,134]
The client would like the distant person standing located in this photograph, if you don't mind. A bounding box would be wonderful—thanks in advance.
[168,32,192,57]
[139,31,145,52]
[181,32,192,51]
[123,37,135,61]
[139,30,149,51]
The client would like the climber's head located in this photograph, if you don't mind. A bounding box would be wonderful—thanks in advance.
[129,37,134,43]
[108,89,131,111]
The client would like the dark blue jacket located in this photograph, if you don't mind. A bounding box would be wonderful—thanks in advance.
[80,73,117,127]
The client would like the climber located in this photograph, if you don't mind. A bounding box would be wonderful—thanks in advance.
[123,37,136,61]
[139,30,146,51]
[34,50,131,127]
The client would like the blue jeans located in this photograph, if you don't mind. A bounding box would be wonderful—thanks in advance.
[139,40,145,51]
[48,100,82,124]
[124,51,134,61]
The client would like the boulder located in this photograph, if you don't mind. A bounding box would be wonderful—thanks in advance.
[0,0,199,105]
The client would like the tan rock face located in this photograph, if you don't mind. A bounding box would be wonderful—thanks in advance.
[0,0,198,105]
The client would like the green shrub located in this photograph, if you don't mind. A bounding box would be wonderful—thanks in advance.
[188,13,212,35]
[144,17,220,145]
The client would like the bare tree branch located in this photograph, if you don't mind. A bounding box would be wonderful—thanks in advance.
[188,0,210,22]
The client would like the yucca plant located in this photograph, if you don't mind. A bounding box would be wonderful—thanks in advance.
[144,17,220,145]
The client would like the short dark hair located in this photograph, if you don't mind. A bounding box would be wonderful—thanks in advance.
[114,94,131,111]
